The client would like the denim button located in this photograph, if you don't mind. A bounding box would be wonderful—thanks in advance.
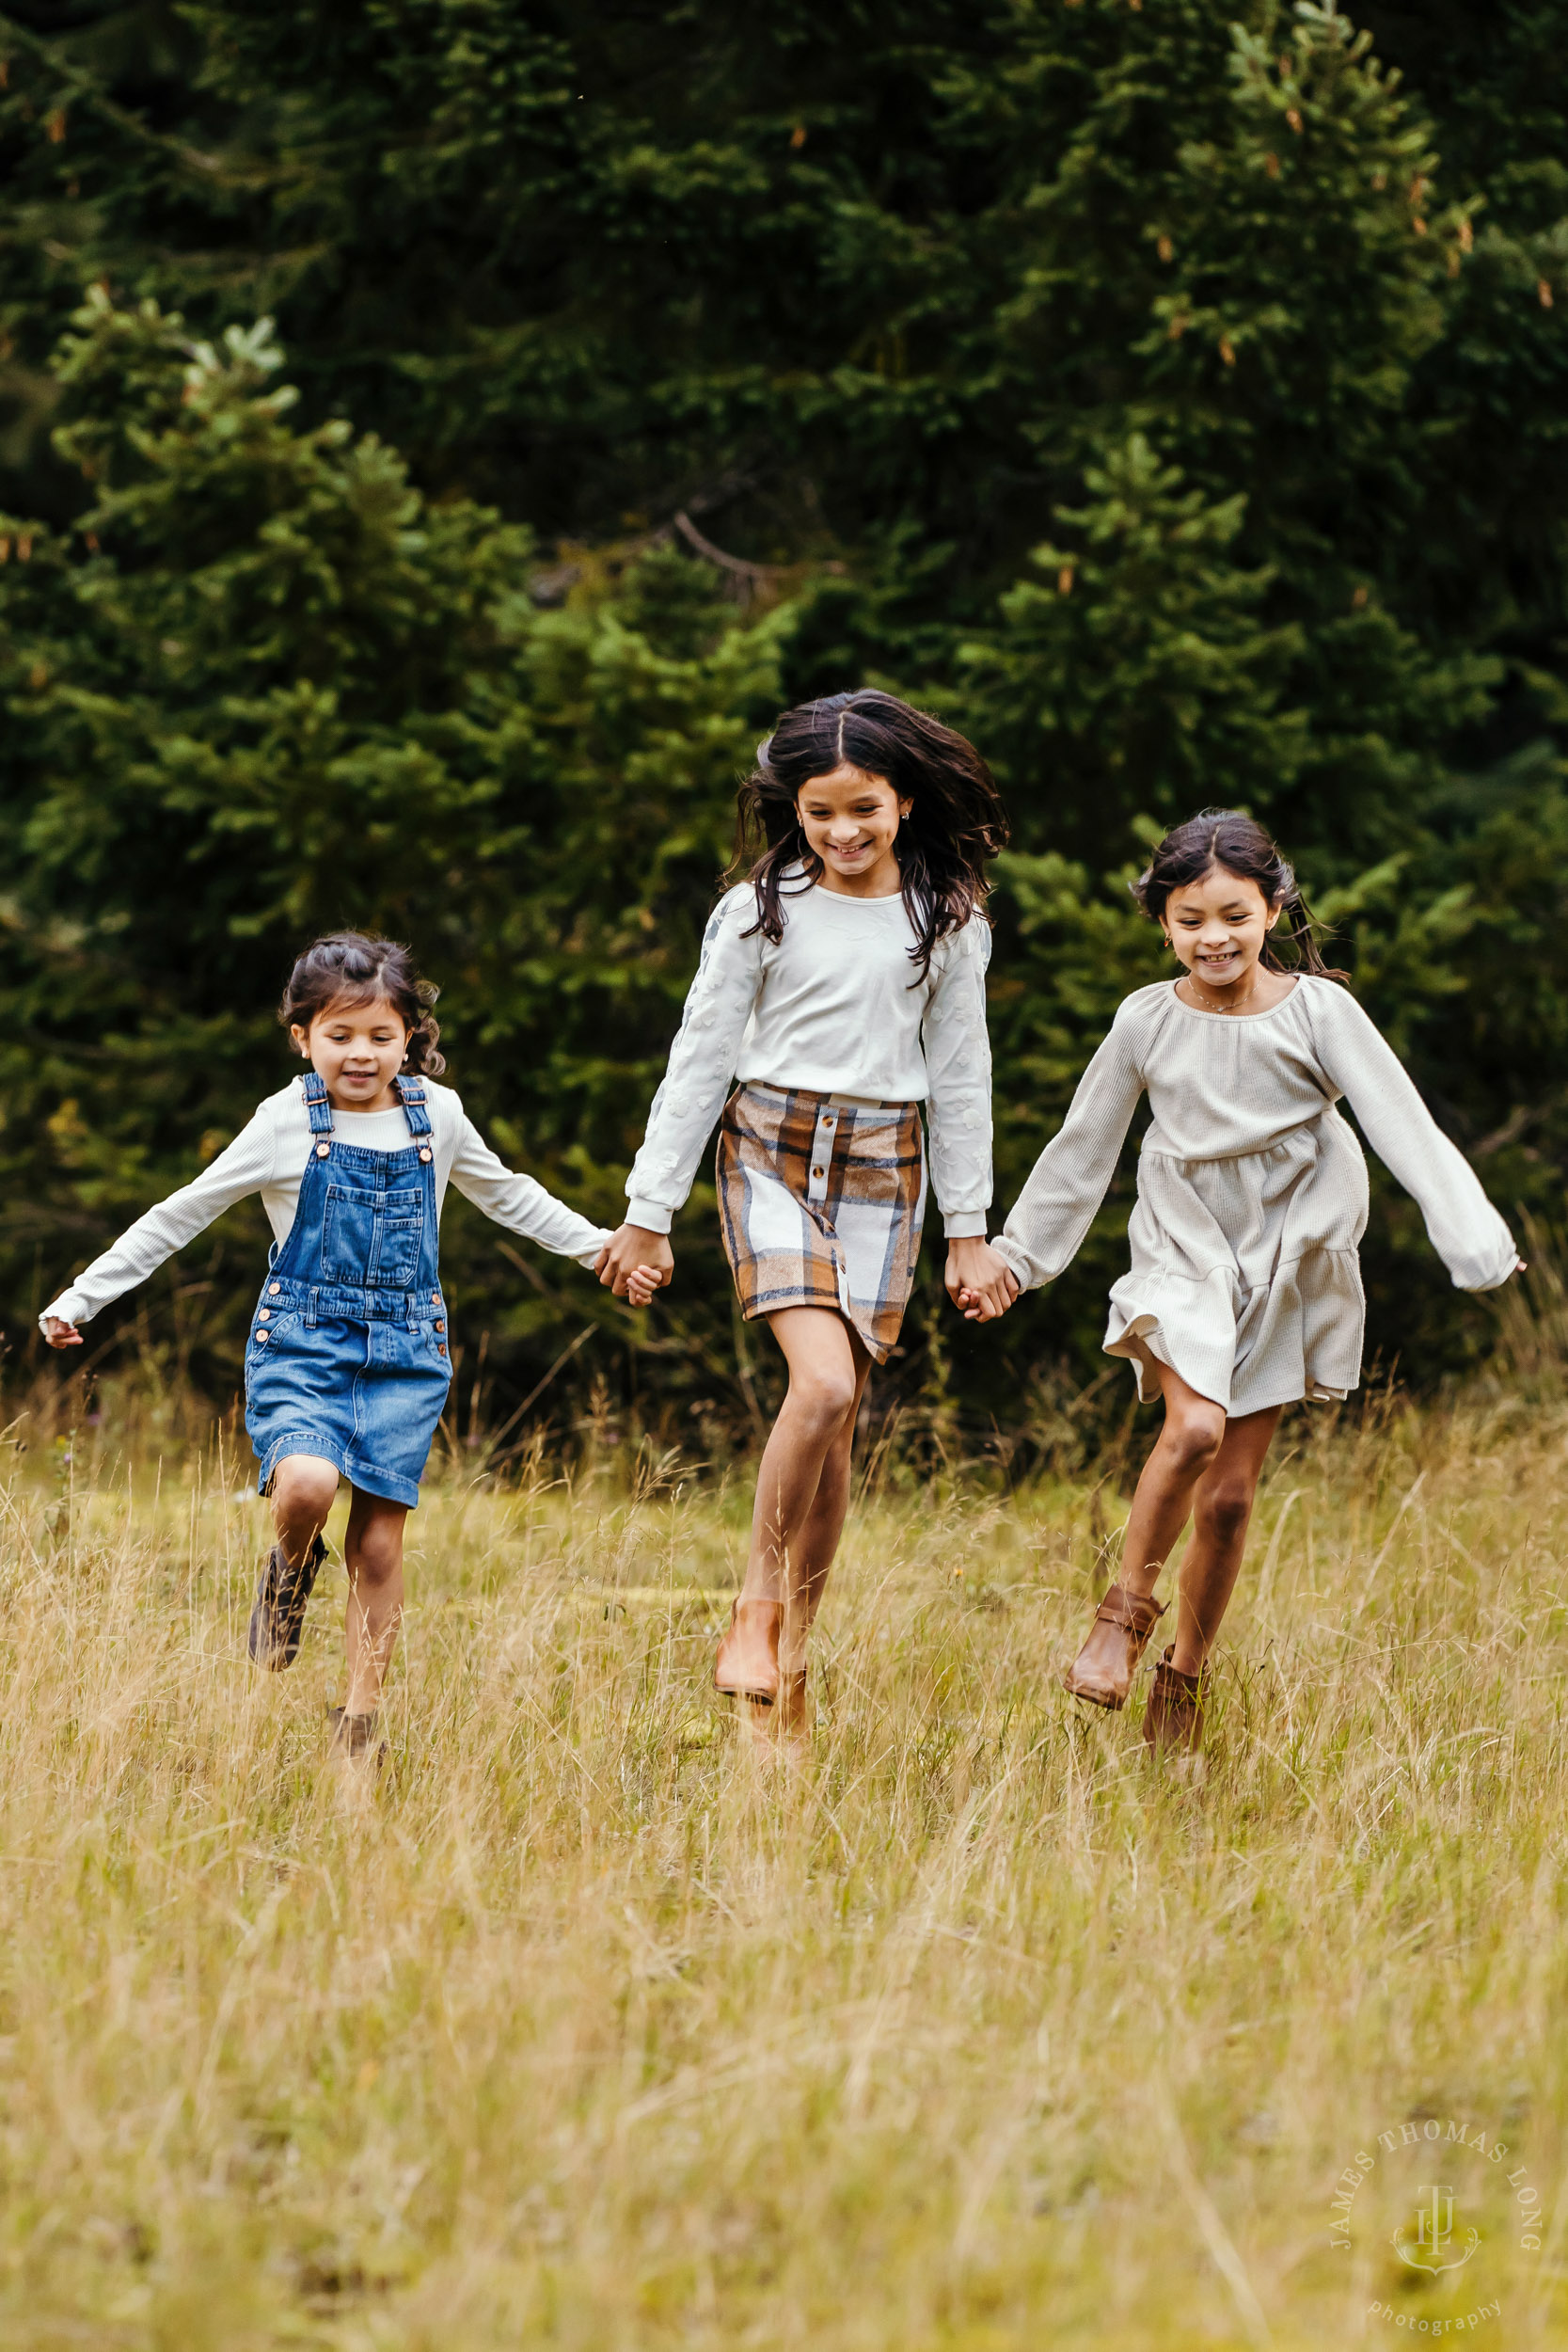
[315,1142,329,1159]
[255,1330,269,1343]
[269,1282,281,1295]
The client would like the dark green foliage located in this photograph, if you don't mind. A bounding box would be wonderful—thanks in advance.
[2,1,1567,1439]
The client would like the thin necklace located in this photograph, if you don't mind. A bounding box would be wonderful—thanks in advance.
[1184,964,1259,1015]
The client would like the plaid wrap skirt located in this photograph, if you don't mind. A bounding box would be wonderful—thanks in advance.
[716,1083,927,1362]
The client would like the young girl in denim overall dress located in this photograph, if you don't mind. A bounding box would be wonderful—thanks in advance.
[41,933,660,1759]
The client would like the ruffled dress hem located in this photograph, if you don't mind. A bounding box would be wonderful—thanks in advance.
[1102,1304,1352,1415]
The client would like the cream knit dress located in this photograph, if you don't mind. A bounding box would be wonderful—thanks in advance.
[990,977,1518,1415]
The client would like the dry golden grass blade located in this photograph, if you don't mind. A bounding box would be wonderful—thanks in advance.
[0,1391,1565,2346]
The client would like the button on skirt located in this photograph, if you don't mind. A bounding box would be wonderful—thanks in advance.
[716,1083,927,1363]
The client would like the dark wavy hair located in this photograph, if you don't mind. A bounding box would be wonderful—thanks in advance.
[731,689,1009,976]
[277,932,446,1075]
[1132,809,1345,979]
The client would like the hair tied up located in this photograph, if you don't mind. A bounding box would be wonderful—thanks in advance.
[278,932,446,1076]
[1132,808,1348,982]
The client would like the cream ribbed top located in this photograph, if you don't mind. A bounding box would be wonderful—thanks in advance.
[992,977,1517,1295]
[40,1077,610,1330]
[625,870,993,1235]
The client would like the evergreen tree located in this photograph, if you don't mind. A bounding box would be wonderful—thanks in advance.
[3,2,1566,1421]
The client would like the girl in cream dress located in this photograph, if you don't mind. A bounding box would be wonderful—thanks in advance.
[981,811,1520,1757]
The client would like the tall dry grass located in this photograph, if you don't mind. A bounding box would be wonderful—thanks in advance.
[3,1361,1568,2348]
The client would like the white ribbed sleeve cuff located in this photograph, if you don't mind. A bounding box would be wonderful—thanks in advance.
[625,1199,674,1235]
[40,1290,92,1332]
[942,1210,989,1240]
[990,1237,1036,1292]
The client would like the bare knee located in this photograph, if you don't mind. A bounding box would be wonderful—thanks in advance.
[821,1415,858,1486]
[347,1552,399,1596]
[346,1505,405,1589]
[1160,1407,1225,1479]
[786,1365,858,1436]
[1194,1478,1255,1547]
[272,1456,339,1534]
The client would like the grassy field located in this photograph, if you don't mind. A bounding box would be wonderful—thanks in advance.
[4,1361,1568,2350]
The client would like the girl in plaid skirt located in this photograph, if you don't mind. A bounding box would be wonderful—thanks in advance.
[598,691,1015,1731]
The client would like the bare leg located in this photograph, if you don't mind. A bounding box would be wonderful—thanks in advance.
[788,1344,873,1633]
[341,1486,409,1717]
[1069,1360,1284,1700]
[715,1308,866,1700]
[1117,1360,1231,1600]
[270,1453,339,1570]
[1169,1406,1282,1676]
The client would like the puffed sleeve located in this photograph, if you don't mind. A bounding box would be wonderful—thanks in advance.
[1306,984,1518,1291]
[625,888,767,1232]
[991,1000,1148,1291]
[923,913,993,1236]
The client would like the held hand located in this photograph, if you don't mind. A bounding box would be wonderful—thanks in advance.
[944,1237,1021,1324]
[596,1223,673,1304]
[42,1316,83,1350]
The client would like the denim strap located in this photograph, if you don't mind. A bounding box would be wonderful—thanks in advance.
[300,1070,334,1136]
[395,1074,434,1138]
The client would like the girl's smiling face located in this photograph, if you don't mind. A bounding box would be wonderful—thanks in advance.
[1164,863,1282,997]
[796,763,912,897]
[291,993,412,1112]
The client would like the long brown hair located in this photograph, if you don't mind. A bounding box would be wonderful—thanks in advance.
[1132,809,1347,979]
[732,690,1009,977]
[277,932,446,1073]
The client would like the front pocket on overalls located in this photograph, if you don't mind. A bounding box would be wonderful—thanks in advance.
[322,1184,425,1288]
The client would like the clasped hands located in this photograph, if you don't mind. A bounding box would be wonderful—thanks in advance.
[943,1235,1021,1324]
[595,1225,673,1307]
[596,1223,1021,1324]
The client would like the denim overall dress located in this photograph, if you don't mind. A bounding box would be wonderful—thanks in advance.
[243,1072,452,1509]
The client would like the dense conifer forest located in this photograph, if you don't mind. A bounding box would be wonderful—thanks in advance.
[4,1,1567,1442]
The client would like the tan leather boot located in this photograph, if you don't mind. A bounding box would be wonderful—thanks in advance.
[1062,1583,1167,1710]
[1141,1646,1207,1756]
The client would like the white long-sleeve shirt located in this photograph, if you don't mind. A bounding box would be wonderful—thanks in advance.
[625,871,994,1236]
[992,977,1518,1295]
[40,1077,610,1329]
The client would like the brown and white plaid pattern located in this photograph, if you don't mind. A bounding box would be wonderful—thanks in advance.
[716,1083,927,1363]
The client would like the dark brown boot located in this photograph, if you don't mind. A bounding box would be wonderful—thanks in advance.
[1142,1645,1207,1756]
[247,1534,327,1670]
[326,1706,388,1768]
[1062,1583,1167,1710]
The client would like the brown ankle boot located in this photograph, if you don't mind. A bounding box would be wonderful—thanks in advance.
[1062,1583,1167,1710]
[1142,1646,1207,1756]
[326,1706,388,1768]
